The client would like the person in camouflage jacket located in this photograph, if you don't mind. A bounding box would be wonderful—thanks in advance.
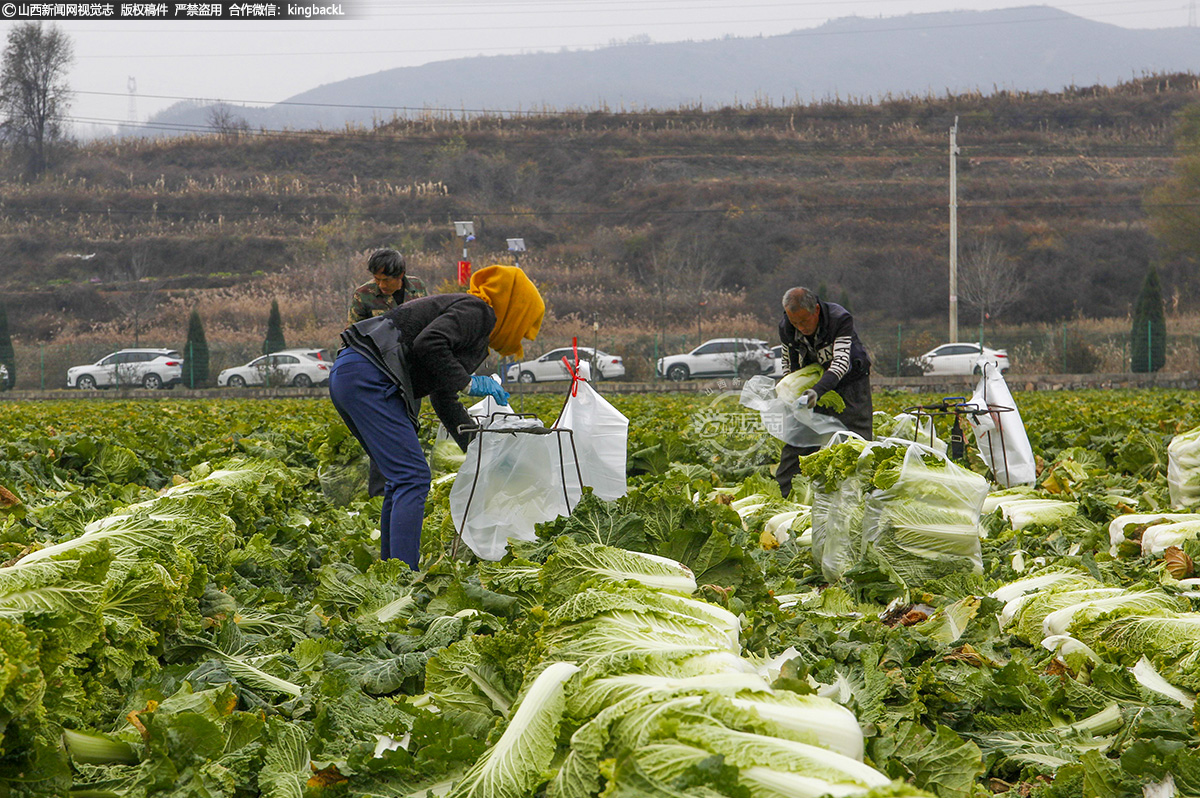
[345,248,428,497]
[346,249,428,326]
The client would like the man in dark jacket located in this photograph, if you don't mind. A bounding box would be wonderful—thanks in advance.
[346,248,428,497]
[775,287,873,497]
[330,265,543,568]
[346,248,429,326]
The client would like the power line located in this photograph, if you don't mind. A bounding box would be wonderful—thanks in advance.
[66,77,1199,125]
[0,198,1161,223]
[64,116,1178,161]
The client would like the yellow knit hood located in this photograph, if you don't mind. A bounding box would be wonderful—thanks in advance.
[468,265,545,358]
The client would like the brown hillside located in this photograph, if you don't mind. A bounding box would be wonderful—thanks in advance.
[0,73,1196,380]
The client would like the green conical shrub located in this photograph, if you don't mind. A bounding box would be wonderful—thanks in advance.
[1131,266,1167,373]
[0,303,14,390]
[263,300,286,355]
[183,309,210,388]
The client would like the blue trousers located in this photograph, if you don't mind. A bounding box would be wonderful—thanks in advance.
[328,349,431,569]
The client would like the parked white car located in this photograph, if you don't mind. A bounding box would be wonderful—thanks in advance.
[912,343,1010,376]
[67,349,183,390]
[506,346,625,383]
[277,347,332,363]
[769,345,785,378]
[656,338,773,381]
[0,362,8,391]
[218,351,331,388]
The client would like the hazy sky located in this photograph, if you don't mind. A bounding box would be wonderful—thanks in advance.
[0,0,1194,134]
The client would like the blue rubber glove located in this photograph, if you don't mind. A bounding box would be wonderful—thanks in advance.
[467,374,510,406]
[796,389,818,410]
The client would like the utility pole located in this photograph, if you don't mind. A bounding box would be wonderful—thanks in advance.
[949,116,960,343]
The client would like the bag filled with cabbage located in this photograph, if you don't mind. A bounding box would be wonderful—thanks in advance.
[862,442,989,588]
[1168,425,1200,509]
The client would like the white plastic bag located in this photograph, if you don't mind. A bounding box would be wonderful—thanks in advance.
[450,415,583,561]
[740,375,848,449]
[966,363,1036,487]
[554,380,629,501]
[1168,426,1200,508]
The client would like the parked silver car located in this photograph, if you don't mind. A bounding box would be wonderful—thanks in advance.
[218,351,331,388]
[506,346,625,383]
[656,338,773,381]
[0,362,8,391]
[912,343,1010,375]
[67,349,183,389]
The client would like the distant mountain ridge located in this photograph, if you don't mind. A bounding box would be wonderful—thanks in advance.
[150,6,1200,131]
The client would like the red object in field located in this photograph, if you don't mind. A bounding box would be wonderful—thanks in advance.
[457,260,472,285]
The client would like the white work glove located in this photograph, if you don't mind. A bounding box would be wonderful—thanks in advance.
[796,389,818,410]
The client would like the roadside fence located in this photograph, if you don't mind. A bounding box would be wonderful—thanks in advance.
[3,321,1194,392]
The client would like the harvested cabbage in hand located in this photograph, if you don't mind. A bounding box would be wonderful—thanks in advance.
[431,437,466,473]
[775,364,846,413]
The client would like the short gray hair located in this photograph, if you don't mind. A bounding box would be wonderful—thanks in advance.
[782,287,818,313]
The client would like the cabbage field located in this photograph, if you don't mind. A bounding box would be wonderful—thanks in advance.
[3,390,1200,798]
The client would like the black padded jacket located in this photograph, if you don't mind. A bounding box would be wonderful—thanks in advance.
[778,299,871,398]
[340,294,495,450]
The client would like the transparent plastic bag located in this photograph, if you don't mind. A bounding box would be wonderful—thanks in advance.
[967,364,1035,487]
[449,416,583,561]
[740,375,848,449]
[862,443,988,586]
[1168,426,1200,508]
[882,412,947,454]
[810,476,866,582]
[429,396,518,475]
[553,380,629,501]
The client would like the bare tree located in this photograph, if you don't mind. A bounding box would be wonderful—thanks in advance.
[0,23,73,177]
[958,238,1027,334]
[109,248,161,347]
[647,232,730,361]
[207,103,249,139]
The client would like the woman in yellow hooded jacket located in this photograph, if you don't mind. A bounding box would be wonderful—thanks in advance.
[330,264,545,568]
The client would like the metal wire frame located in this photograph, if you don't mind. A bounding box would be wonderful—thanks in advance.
[900,395,1017,485]
[450,411,586,559]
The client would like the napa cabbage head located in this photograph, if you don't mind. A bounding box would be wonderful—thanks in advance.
[447,661,581,798]
[776,365,846,412]
[541,539,696,604]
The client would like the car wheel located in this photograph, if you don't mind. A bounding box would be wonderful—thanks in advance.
[737,362,760,380]
[292,374,312,388]
[77,375,97,390]
[667,364,689,382]
[518,371,536,384]
[228,375,246,388]
[142,373,163,390]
